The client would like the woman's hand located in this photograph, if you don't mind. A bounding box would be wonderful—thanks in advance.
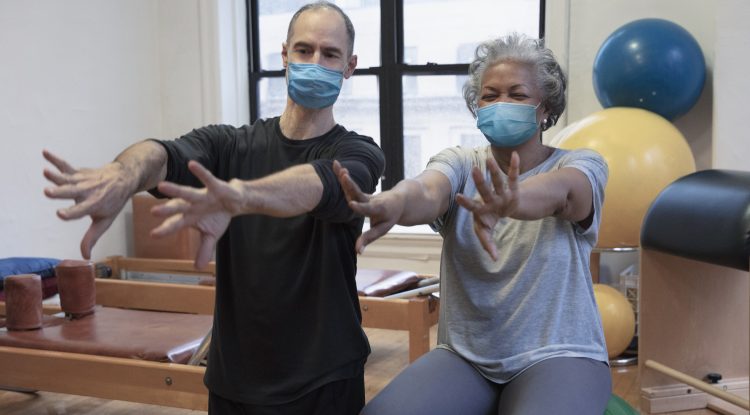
[150,160,244,269]
[334,160,405,254]
[456,152,521,261]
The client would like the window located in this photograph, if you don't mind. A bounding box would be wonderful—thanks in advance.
[248,0,543,189]
[403,134,422,178]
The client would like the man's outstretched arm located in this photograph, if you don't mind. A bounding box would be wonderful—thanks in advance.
[150,160,333,269]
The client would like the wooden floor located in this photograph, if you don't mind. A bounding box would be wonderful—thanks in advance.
[0,326,720,414]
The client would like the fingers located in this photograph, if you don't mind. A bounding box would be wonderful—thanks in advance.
[194,235,216,270]
[57,198,97,220]
[150,212,188,239]
[150,197,191,218]
[346,199,380,218]
[154,162,214,202]
[43,168,72,186]
[472,166,495,203]
[458,192,499,261]
[507,151,520,192]
[355,221,392,254]
[332,160,343,176]
[44,184,81,199]
[486,157,505,195]
[187,161,221,191]
[473,222,498,261]
[43,169,86,199]
[334,160,368,204]
[42,149,76,174]
[455,193,481,212]
[80,215,116,259]
[157,181,205,203]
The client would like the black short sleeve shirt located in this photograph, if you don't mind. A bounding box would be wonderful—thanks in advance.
[150,117,385,404]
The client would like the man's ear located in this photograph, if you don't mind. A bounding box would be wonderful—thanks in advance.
[281,42,288,68]
[343,54,358,79]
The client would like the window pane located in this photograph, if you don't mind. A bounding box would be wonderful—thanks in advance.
[403,0,540,65]
[258,1,380,71]
[403,75,484,178]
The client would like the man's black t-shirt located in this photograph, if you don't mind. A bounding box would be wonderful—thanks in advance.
[150,117,385,405]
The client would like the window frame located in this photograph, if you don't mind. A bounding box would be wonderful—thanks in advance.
[246,0,546,190]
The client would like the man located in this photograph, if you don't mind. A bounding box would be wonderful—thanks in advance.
[43,2,385,414]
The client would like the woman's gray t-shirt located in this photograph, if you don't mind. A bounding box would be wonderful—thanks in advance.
[427,145,609,383]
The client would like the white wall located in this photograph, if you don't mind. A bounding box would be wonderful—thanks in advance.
[713,0,750,170]
[158,0,205,138]
[0,1,162,261]
[0,0,248,262]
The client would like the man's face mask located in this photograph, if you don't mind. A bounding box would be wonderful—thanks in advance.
[286,63,344,109]
[476,102,541,147]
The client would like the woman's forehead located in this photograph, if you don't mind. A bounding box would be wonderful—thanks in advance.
[482,61,537,89]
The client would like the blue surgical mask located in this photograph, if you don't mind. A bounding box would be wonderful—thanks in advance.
[476,102,541,147]
[287,63,344,109]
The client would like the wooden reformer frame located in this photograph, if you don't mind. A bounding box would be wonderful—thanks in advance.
[101,256,440,363]
[0,255,438,410]
[0,261,213,410]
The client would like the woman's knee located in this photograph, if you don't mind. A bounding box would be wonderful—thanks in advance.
[362,348,498,415]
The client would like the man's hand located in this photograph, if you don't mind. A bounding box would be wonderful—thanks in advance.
[456,152,521,261]
[43,150,135,259]
[333,160,405,254]
[150,161,244,270]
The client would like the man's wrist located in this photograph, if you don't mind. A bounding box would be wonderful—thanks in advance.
[108,160,141,195]
[234,179,258,216]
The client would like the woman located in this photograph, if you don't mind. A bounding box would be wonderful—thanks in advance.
[335,33,611,414]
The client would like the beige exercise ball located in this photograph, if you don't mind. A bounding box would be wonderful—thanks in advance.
[556,108,696,248]
[593,283,636,359]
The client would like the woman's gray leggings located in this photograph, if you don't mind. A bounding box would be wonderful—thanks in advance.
[362,348,611,415]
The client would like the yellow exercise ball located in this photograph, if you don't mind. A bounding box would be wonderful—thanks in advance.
[556,108,696,248]
[593,283,636,359]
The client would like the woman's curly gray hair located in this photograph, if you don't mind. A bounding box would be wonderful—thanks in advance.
[462,33,566,131]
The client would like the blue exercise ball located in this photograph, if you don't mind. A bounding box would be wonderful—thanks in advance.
[593,18,706,120]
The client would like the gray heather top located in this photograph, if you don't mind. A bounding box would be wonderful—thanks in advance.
[427,145,609,383]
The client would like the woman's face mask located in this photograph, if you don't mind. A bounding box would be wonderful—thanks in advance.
[476,101,541,147]
[286,63,344,109]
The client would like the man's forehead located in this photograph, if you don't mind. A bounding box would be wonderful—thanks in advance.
[289,8,348,42]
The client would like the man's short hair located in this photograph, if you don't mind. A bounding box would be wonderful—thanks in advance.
[286,1,355,57]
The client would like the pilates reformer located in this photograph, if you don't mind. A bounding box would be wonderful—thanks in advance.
[639,169,750,414]
[102,256,440,364]
[0,272,214,410]
[0,199,442,409]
